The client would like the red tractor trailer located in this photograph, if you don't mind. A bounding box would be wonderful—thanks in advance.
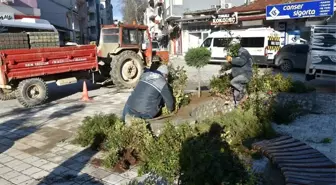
[0,20,169,107]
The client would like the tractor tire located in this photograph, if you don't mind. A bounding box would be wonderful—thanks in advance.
[16,78,48,108]
[110,51,144,89]
[0,89,16,100]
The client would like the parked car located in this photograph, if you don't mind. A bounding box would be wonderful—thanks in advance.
[274,44,309,72]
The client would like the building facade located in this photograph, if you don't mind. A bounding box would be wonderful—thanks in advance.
[100,0,113,25]
[0,0,41,20]
[87,0,101,42]
[144,0,166,46]
[37,0,88,45]
[168,0,246,55]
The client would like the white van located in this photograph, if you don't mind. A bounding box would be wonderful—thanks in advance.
[200,27,281,64]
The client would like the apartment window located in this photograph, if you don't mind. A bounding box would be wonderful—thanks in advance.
[173,0,183,5]
[90,27,96,34]
[89,14,95,21]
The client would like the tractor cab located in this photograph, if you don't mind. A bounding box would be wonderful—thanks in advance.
[97,23,153,65]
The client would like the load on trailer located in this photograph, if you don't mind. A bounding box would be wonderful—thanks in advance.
[306,25,336,81]
[0,20,169,107]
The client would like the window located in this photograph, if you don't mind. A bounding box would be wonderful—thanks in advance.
[241,37,265,48]
[138,30,144,44]
[102,28,119,43]
[90,27,96,34]
[122,28,138,45]
[213,38,231,47]
[201,38,212,48]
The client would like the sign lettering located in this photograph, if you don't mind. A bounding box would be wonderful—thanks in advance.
[266,0,334,20]
[0,12,14,20]
[211,12,238,25]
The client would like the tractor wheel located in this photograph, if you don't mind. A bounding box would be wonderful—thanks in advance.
[0,88,16,100]
[110,51,144,89]
[16,78,48,108]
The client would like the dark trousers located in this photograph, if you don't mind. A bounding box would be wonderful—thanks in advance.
[230,75,249,105]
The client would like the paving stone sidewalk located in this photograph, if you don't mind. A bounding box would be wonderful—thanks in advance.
[0,88,144,185]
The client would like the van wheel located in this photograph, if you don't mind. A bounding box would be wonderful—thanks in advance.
[16,78,48,108]
[0,89,16,100]
[280,60,293,72]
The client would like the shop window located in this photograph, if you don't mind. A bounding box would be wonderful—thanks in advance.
[213,38,231,47]
[201,38,212,48]
[241,37,265,48]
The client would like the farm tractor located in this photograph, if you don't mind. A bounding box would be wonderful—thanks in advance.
[96,23,169,88]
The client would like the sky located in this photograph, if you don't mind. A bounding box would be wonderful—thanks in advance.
[111,0,122,20]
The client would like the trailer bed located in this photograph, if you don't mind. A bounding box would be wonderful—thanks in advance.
[0,45,98,81]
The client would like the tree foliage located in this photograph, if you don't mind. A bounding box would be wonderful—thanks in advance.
[121,0,148,24]
[185,47,211,68]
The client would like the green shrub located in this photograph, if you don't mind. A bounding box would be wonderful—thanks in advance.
[179,123,253,185]
[209,74,232,95]
[272,102,302,124]
[103,118,154,168]
[162,65,189,115]
[73,114,122,149]
[139,122,196,182]
[227,43,241,57]
[184,47,211,68]
[247,67,293,94]
[289,81,316,93]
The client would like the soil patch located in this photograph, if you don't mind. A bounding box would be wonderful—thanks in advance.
[165,91,215,120]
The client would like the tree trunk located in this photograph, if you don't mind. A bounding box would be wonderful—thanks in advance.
[198,68,201,98]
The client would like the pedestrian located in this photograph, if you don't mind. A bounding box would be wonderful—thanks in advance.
[122,64,175,125]
[226,38,253,107]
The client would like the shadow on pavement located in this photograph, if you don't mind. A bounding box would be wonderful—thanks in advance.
[47,80,101,103]
[0,103,86,154]
[37,147,103,185]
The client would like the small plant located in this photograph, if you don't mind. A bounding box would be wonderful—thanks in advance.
[209,74,232,95]
[226,43,241,57]
[73,114,122,149]
[162,65,189,115]
[321,137,332,144]
[272,101,302,124]
[185,47,211,97]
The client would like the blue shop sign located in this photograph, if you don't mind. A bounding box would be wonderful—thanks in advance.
[266,0,334,20]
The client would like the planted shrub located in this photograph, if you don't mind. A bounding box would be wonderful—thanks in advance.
[103,118,154,169]
[209,74,232,96]
[73,114,122,149]
[272,101,302,124]
[227,42,241,57]
[185,47,211,97]
[138,122,196,183]
[162,65,189,115]
[289,80,316,93]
